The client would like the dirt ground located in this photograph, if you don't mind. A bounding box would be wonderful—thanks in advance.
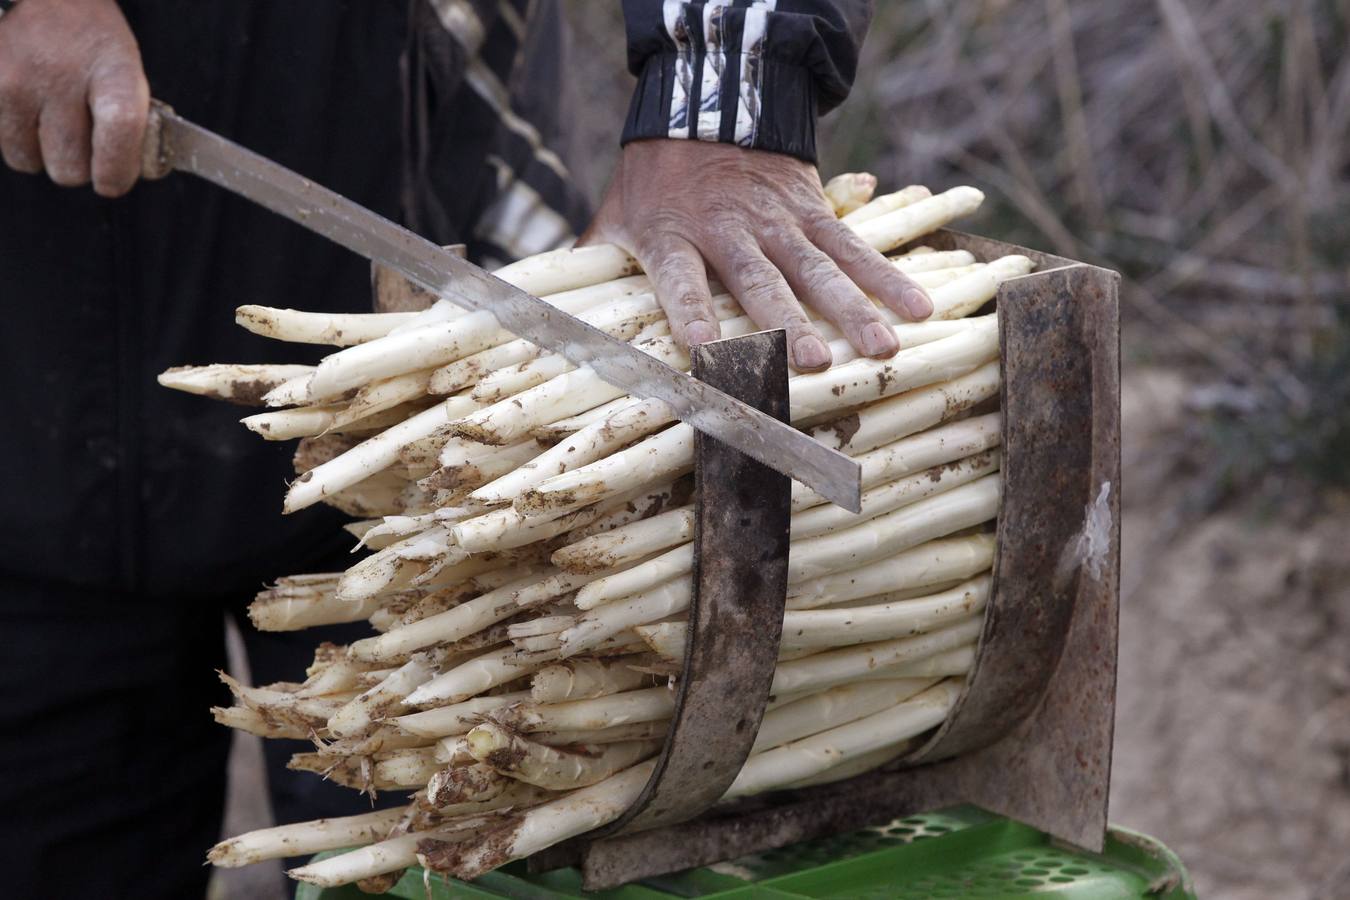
[1110,370,1350,899]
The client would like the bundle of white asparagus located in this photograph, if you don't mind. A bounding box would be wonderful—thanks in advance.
[165,176,1024,891]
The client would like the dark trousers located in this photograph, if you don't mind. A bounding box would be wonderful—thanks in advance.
[0,575,408,898]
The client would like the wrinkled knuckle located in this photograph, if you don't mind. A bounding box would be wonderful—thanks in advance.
[670,289,708,312]
[796,255,842,296]
[94,99,143,133]
[636,228,691,262]
[739,263,785,302]
[833,234,876,268]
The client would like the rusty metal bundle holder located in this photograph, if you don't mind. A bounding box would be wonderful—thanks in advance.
[530,231,1121,891]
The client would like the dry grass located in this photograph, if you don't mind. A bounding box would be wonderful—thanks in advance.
[816,0,1350,502]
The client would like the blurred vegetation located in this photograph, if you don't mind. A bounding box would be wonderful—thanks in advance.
[565,1,1350,507]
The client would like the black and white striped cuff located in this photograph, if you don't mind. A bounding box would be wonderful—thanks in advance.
[620,6,819,162]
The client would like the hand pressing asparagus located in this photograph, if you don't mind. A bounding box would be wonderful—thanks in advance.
[163,177,1022,889]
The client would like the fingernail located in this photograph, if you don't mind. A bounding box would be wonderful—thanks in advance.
[903,288,933,319]
[861,322,898,358]
[685,320,719,345]
[793,335,831,370]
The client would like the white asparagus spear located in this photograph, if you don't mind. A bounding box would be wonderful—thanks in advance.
[211,705,311,740]
[335,526,461,605]
[427,763,507,805]
[452,481,674,554]
[791,450,1000,540]
[327,652,445,738]
[789,318,998,422]
[432,762,657,881]
[307,256,642,402]
[791,413,1002,510]
[808,359,999,456]
[488,244,639,297]
[241,405,344,440]
[263,373,316,407]
[348,566,597,663]
[394,691,533,738]
[208,807,408,867]
[557,578,692,657]
[405,646,558,706]
[466,724,660,790]
[770,616,983,696]
[471,317,978,508]
[287,817,497,887]
[248,582,384,632]
[786,534,996,609]
[468,293,690,402]
[423,440,543,496]
[490,686,677,733]
[841,184,932,225]
[823,171,877,215]
[329,370,434,429]
[569,432,997,612]
[531,397,644,441]
[235,306,419,346]
[788,475,1000,583]
[530,720,670,746]
[568,442,995,608]
[851,186,985,251]
[779,576,991,651]
[552,507,695,575]
[531,658,653,703]
[448,335,689,446]
[889,248,976,272]
[572,544,693,612]
[518,324,998,520]
[751,678,937,753]
[786,742,911,788]
[724,680,962,798]
[508,616,575,639]
[427,276,655,394]
[307,313,516,402]
[441,680,962,881]
[283,394,482,513]
[372,747,442,789]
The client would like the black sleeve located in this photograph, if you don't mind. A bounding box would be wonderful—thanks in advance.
[619,1,872,163]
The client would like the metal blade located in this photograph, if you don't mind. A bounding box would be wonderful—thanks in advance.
[149,106,861,510]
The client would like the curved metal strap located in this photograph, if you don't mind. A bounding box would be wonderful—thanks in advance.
[599,329,792,835]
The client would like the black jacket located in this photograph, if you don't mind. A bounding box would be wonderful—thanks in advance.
[621,1,872,161]
[0,0,868,599]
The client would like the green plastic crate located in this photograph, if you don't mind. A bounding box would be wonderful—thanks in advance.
[298,806,1194,899]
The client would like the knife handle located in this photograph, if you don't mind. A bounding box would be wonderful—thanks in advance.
[140,99,174,181]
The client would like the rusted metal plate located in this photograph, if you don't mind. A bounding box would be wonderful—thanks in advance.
[584,331,792,858]
[546,239,1120,888]
[900,260,1121,850]
[909,264,1112,762]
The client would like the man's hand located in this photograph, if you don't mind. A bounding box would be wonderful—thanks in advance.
[0,0,149,196]
[582,139,933,372]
